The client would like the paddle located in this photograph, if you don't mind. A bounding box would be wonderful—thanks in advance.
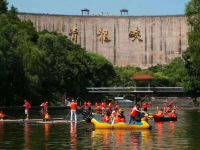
[111,116,115,125]
[65,110,70,120]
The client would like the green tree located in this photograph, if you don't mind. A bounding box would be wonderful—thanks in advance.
[184,0,200,96]
[0,0,8,14]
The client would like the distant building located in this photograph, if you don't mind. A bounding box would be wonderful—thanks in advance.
[18,13,188,68]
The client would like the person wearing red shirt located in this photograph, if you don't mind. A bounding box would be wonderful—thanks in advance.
[142,102,150,112]
[70,99,77,121]
[40,101,48,121]
[23,100,31,120]
[129,104,140,124]
[108,102,113,112]
[102,110,111,123]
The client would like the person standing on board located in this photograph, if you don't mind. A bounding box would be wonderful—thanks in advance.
[23,100,31,120]
[70,99,77,122]
[40,101,48,121]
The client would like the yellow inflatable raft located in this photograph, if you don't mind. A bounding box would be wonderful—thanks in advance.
[91,118,151,130]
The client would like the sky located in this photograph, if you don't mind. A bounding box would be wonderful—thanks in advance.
[7,0,190,16]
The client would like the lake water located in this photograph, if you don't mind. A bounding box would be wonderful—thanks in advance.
[0,107,200,150]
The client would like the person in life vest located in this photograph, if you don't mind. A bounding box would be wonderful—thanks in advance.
[167,108,177,118]
[165,105,171,114]
[129,104,141,124]
[103,110,111,123]
[70,99,77,121]
[101,101,106,114]
[95,103,102,114]
[108,102,113,113]
[40,101,48,120]
[81,102,87,111]
[23,100,31,120]
[87,101,92,111]
[115,109,126,123]
[155,108,164,117]
[0,111,5,120]
[142,102,150,112]
[114,102,120,112]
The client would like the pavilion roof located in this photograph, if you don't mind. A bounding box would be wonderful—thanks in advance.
[131,74,154,81]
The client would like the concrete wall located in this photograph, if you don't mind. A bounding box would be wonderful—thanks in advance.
[18,13,188,68]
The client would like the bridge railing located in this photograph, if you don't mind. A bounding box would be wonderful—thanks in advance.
[153,87,184,93]
[87,87,184,93]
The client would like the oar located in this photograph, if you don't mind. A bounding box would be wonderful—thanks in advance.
[111,116,115,126]
[66,111,70,120]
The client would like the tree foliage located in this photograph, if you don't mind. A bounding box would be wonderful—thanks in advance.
[0,0,8,14]
[184,0,200,95]
[0,1,116,105]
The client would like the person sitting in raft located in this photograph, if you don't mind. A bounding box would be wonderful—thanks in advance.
[129,104,141,124]
[165,105,171,114]
[155,108,164,117]
[0,111,5,120]
[95,103,102,114]
[111,107,118,118]
[102,110,111,123]
[108,102,113,112]
[167,109,177,118]
[87,101,92,111]
[114,109,126,123]
[81,102,87,111]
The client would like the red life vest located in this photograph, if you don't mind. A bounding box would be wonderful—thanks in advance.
[71,102,77,110]
[24,102,31,110]
[130,107,139,117]
[103,116,111,123]
[115,117,125,123]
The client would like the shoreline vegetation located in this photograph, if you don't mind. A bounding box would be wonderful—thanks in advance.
[0,0,200,106]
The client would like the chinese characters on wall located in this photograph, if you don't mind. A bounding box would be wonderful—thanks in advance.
[129,27,143,42]
[69,25,78,44]
[97,28,111,44]
[68,26,143,44]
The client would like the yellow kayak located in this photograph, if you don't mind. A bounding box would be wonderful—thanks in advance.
[91,118,151,130]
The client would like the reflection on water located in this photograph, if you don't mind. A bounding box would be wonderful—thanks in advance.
[44,124,50,150]
[92,129,151,149]
[0,122,4,142]
[1,109,200,149]
[70,122,77,150]
[24,123,31,150]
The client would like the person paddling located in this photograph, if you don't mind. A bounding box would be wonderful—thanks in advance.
[102,110,111,123]
[129,104,141,124]
[23,100,31,120]
[70,99,77,122]
[40,101,48,121]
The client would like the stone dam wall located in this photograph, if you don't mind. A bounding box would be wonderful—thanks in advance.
[18,13,189,68]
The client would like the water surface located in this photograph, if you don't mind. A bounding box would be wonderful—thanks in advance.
[0,109,200,150]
